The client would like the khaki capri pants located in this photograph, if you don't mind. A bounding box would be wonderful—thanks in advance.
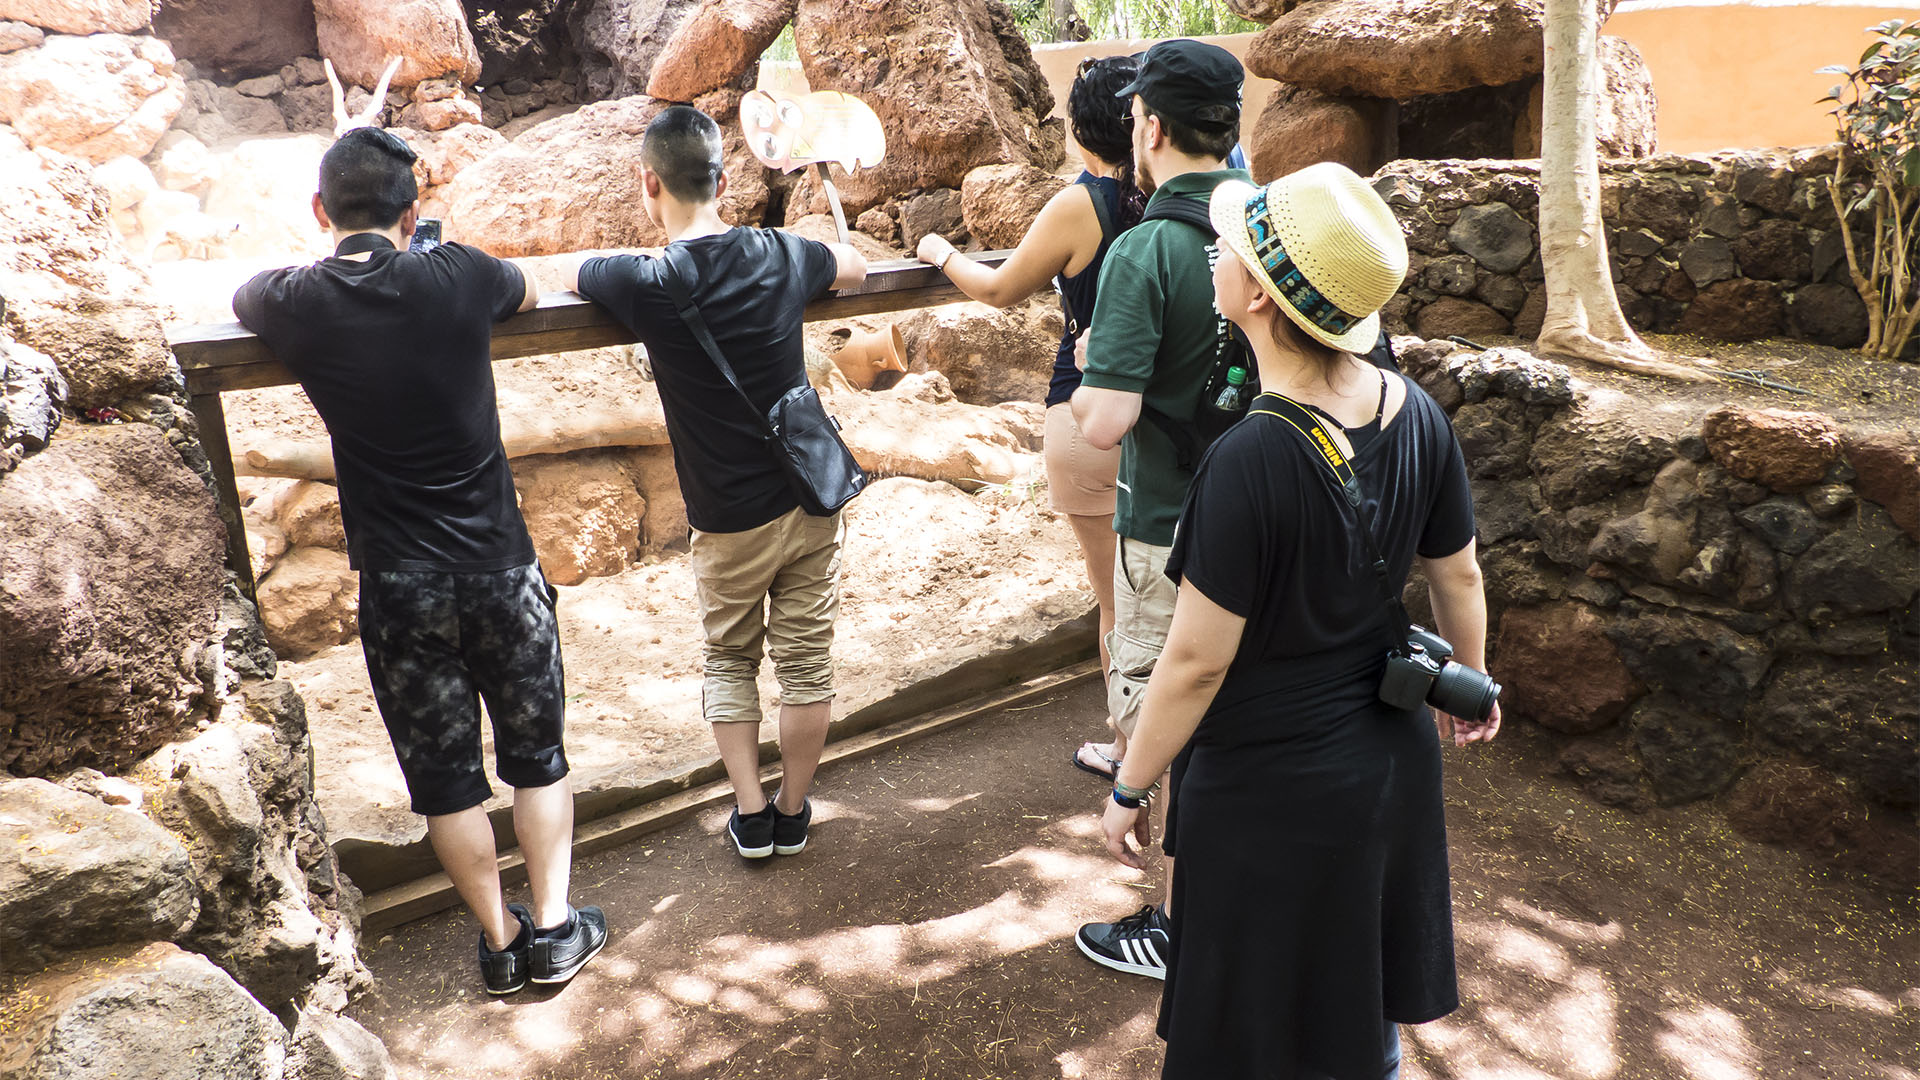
[690,506,844,725]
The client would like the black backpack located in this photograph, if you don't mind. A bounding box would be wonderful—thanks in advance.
[1129,195,1401,472]
[1133,195,1258,473]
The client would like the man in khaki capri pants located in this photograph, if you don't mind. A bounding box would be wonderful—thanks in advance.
[566,106,868,858]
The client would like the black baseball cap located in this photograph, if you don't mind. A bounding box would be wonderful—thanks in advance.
[1114,39,1244,132]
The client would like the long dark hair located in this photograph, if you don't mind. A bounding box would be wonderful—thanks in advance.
[1069,55,1146,230]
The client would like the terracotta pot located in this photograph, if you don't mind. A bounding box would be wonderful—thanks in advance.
[832,324,908,390]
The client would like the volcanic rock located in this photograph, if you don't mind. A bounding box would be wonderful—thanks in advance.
[0,942,289,1080]
[1700,405,1841,492]
[0,424,226,776]
[1247,82,1384,182]
[0,32,184,162]
[1494,602,1643,733]
[788,0,1062,217]
[444,95,771,256]
[897,299,1062,407]
[257,546,359,660]
[0,779,199,969]
[1843,429,1919,539]
[1512,37,1656,158]
[568,0,700,97]
[1246,0,1545,100]
[0,0,150,34]
[511,451,646,585]
[646,0,794,101]
[961,163,1066,252]
[154,0,319,77]
[313,0,481,89]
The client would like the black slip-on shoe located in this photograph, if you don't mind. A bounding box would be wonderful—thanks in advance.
[530,904,608,986]
[1075,903,1170,980]
[479,903,535,995]
[729,805,776,858]
[772,797,812,856]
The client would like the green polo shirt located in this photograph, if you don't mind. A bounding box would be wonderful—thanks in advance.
[1079,167,1251,546]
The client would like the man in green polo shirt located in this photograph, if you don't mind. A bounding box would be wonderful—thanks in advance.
[1070,38,1249,981]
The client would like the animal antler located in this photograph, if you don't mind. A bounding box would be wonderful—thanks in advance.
[326,55,404,136]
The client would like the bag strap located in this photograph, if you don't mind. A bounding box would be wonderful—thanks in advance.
[1136,193,1214,234]
[1085,177,1117,241]
[658,245,777,440]
[1246,391,1412,648]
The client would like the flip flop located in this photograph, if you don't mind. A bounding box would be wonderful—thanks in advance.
[1072,742,1122,781]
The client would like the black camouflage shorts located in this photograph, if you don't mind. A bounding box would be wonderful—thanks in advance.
[359,562,569,816]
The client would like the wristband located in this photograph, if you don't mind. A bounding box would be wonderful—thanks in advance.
[936,249,956,272]
[1112,787,1149,809]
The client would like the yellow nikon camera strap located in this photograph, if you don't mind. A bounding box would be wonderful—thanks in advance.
[1246,392,1363,509]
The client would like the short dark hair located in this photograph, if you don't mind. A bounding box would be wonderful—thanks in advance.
[642,106,724,203]
[318,127,419,230]
[1143,100,1238,161]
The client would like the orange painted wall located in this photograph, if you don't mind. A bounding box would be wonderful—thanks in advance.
[1604,0,1914,153]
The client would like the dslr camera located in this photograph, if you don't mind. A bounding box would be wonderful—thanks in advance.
[1379,626,1501,722]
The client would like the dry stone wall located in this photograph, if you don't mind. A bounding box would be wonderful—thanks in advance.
[1374,148,1901,357]
[1395,341,1918,888]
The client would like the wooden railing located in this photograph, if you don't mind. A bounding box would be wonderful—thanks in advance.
[167,253,1011,597]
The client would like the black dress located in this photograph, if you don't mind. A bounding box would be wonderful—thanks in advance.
[1157,372,1477,1080]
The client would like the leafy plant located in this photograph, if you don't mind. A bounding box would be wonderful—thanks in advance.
[1817,19,1920,361]
[1016,0,1260,43]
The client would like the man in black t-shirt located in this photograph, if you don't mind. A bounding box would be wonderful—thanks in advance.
[564,106,866,860]
[233,127,605,995]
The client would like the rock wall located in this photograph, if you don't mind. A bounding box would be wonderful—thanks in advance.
[1396,341,1918,888]
[1374,147,1899,356]
[0,1,390,1068]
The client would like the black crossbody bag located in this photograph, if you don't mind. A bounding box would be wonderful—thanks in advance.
[659,246,867,517]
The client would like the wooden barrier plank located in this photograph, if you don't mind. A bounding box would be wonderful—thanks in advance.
[170,254,1008,395]
[360,659,1100,933]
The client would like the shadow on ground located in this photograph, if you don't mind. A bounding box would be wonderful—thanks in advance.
[354,681,1918,1080]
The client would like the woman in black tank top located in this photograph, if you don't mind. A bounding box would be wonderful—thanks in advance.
[917,55,1148,781]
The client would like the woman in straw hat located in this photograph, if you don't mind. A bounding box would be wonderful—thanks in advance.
[1098,162,1501,1078]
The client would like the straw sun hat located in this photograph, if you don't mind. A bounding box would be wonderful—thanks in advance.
[1208,162,1410,355]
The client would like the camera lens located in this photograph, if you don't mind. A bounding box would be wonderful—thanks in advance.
[1427,661,1501,721]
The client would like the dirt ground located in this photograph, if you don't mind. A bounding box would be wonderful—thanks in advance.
[282,476,1091,855]
[354,679,1919,1080]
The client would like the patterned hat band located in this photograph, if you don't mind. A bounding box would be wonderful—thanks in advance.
[1243,191,1361,338]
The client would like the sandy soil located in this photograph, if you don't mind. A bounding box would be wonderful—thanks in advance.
[355,679,1920,1080]
[286,476,1095,855]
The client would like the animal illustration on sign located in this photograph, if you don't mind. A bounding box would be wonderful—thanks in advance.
[739,90,887,174]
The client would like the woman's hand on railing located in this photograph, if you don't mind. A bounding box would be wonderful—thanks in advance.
[1434,700,1501,747]
[915,232,957,271]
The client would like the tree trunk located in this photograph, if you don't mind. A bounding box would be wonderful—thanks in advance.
[1536,0,1713,381]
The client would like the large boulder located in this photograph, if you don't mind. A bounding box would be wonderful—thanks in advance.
[313,0,481,90]
[0,333,67,454]
[960,163,1065,252]
[1782,502,1920,620]
[897,298,1061,407]
[789,0,1062,218]
[568,0,700,98]
[1246,0,1545,100]
[0,779,199,970]
[256,546,359,660]
[0,32,184,162]
[510,451,646,586]
[0,942,289,1080]
[0,129,173,411]
[153,0,319,77]
[646,0,795,102]
[0,424,226,776]
[1513,37,1657,158]
[1247,82,1385,184]
[443,94,770,257]
[0,0,149,34]
[466,0,575,86]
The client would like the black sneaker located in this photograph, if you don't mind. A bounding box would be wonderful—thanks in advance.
[530,905,608,985]
[729,804,776,858]
[479,903,534,995]
[1075,903,1170,980]
[772,797,811,855]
